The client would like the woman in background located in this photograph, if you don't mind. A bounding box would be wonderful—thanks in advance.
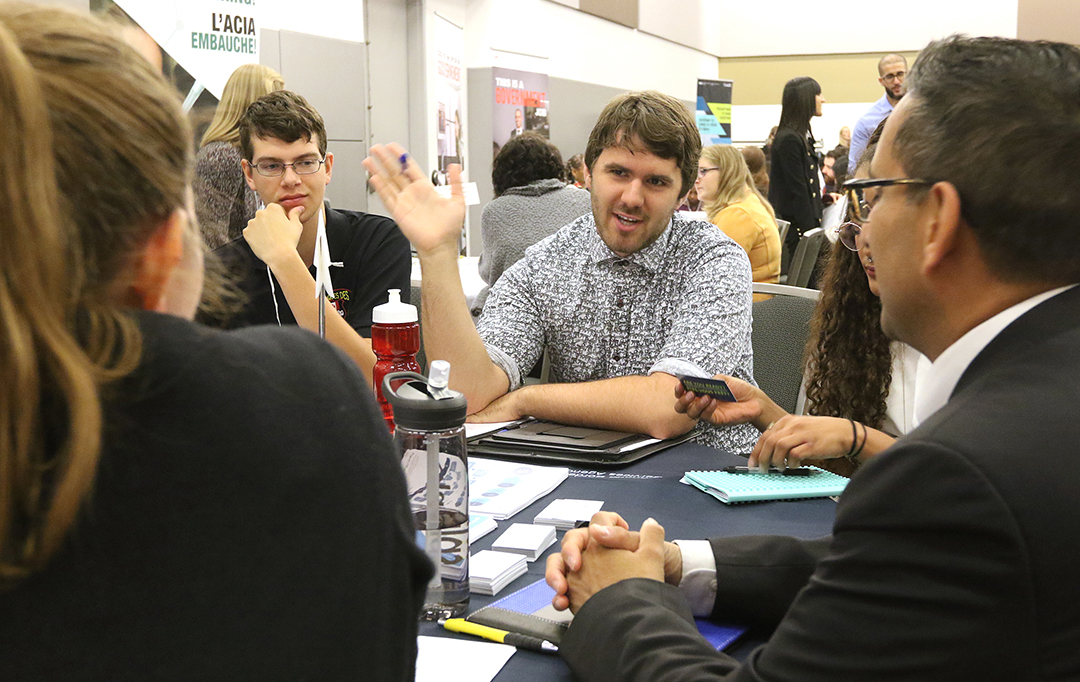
[678,130,925,476]
[769,76,824,267]
[696,144,781,295]
[195,62,284,248]
[0,6,429,679]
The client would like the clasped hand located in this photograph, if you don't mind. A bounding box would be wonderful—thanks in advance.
[545,512,681,614]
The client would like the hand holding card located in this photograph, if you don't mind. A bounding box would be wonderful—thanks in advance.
[677,375,738,402]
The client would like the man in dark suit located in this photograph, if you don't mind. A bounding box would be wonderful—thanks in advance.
[546,35,1080,681]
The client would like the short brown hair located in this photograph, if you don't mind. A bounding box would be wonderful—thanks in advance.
[239,90,326,161]
[584,91,701,197]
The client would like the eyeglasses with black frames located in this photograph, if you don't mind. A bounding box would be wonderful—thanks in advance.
[841,177,933,223]
[697,167,720,178]
[253,158,326,178]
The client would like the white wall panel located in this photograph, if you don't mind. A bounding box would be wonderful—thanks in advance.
[260,0,365,43]
[466,0,719,101]
[714,0,1019,57]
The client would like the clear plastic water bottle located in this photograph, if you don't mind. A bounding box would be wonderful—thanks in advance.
[383,362,470,619]
[371,288,421,433]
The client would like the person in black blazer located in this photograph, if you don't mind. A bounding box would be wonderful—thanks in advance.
[768,77,824,264]
[546,35,1080,682]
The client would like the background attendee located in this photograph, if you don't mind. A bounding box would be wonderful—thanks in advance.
[768,76,824,268]
[547,34,1080,682]
[762,125,779,169]
[837,125,851,150]
[0,5,430,680]
[848,53,907,169]
[822,148,848,199]
[677,185,703,212]
[566,153,587,188]
[365,91,757,453]
[472,133,591,315]
[697,145,780,296]
[740,145,769,197]
[195,63,284,248]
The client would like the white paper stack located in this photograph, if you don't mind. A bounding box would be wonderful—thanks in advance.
[469,550,528,596]
[533,499,604,530]
[491,523,557,561]
[469,514,498,543]
[468,458,569,520]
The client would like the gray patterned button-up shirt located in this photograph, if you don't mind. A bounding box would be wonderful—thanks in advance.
[477,212,758,454]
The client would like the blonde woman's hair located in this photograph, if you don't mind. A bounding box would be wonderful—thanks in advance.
[700,144,776,222]
[201,63,285,148]
[0,3,192,585]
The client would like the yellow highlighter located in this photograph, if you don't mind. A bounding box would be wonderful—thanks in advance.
[440,618,559,654]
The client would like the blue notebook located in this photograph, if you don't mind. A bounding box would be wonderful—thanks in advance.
[682,466,848,504]
[467,578,746,651]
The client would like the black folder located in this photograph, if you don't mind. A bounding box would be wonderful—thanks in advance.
[467,418,695,466]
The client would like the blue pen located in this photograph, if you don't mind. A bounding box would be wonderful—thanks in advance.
[399,152,409,170]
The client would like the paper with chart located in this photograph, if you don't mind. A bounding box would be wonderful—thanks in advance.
[468,457,568,520]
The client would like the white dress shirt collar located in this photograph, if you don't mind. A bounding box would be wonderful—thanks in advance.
[912,284,1076,426]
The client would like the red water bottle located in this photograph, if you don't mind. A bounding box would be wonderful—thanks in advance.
[371,288,421,432]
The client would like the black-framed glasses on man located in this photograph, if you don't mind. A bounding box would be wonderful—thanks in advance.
[842,177,933,222]
[253,158,326,177]
[697,167,720,178]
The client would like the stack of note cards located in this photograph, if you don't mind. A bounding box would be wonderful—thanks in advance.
[491,523,557,561]
[468,458,569,520]
[470,550,528,596]
[469,515,498,543]
[533,499,604,530]
[682,466,848,504]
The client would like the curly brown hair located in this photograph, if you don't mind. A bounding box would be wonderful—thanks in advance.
[492,132,565,196]
[802,241,893,431]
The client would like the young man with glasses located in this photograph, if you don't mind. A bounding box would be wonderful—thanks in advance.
[213,90,410,379]
[848,53,907,169]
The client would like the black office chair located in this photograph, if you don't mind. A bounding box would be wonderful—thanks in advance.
[750,282,820,415]
[775,219,790,247]
[785,227,826,289]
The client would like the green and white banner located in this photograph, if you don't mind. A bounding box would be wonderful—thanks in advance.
[114,0,260,99]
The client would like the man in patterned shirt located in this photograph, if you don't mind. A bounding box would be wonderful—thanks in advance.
[365,91,757,453]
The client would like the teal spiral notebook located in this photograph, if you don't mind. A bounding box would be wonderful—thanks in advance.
[682,466,848,504]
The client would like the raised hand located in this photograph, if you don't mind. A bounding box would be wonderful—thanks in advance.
[362,143,465,257]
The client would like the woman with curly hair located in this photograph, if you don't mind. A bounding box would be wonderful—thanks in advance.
[676,128,926,475]
[472,132,591,315]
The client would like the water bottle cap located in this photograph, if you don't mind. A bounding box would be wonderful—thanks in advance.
[372,288,418,324]
[382,370,468,430]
